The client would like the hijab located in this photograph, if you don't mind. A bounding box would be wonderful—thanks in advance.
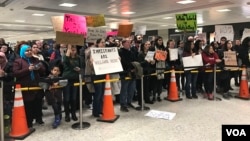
[20,44,35,80]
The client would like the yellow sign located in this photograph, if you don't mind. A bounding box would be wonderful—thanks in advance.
[86,14,105,27]
[176,13,197,31]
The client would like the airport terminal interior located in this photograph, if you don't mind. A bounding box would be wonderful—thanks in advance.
[1,0,250,141]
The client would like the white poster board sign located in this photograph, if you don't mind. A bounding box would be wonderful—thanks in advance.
[145,110,176,120]
[145,51,155,61]
[90,47,123,75]
[215,25,234,42]
[86,28,106,43]
[182,54,203,70]
[135,25,147,35]
[169,48,178,61]
[241,28,250,42]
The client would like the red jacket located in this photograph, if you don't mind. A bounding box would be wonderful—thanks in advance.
[202,52,219,71]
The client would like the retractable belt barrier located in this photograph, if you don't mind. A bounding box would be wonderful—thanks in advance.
[0,65,243,91]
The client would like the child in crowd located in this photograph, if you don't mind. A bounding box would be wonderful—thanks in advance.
[45,65,63,129]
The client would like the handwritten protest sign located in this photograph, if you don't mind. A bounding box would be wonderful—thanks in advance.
[86,28,106,43]
[145,51,155,61]
[63,13,87,36]
[224,51,237,70]
[90,47,123,75]
[215,25,234,41]
[182,54,203,70]
[135,25,146,35]
[117,24,133,37]
[86,14,105,27]
[176,13,197,31]
[56,31,84,46]
[169,48,178,61]
[155,50,167,61]
[51,16,64,32]
[241,28,250,42]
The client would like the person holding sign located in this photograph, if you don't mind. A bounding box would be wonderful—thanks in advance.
[62,44,82,122]
[182,41,198,99]
[151,36,167,102]
[201,45,221,100]
[88,38,106,117]
[137,41,155,106]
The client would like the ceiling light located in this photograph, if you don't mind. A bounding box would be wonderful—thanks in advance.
[160,25,168,26]
[216,9,231,12]
[163,17,173,19]
[59,3,77,7]
[177,0,196,4]
[15,20,25,23]
[32,13,45,16]
[246,16,250,18]
[122,11,136,15]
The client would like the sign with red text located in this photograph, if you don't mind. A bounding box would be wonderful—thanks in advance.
[63,13,87,36]
[90,47,123,75]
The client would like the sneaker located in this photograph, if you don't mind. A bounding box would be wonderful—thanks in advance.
[71,113,78,121]
[65,115,70,122]
[52,116,61,129]
[120,106,129,112]
[208,94,214,100]
[223,93,230,99]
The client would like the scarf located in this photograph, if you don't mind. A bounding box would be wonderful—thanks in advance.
[20,44,35,80]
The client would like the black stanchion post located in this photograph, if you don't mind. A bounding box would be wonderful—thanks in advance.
[71,74,90,130]
[214,64,222,101]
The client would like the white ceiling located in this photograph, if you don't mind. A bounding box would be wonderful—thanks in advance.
[1,0,250,42]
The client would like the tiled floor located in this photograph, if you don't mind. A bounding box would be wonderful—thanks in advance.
[5,85,250,141]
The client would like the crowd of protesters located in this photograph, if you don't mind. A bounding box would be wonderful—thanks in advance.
[1,34,250,130]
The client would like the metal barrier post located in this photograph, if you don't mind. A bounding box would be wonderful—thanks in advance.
[141,75,144,111]
[214,64,222,101]
[71,74,90,130]
[0,80,4,141]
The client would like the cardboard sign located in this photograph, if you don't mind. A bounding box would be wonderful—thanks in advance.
[51,16,64,32]
[224,51,237,70]
[182,54,203,70]
[90,47,123,75]
[176,13,197,31]
[135,25,146,35]
[56,31,84,46]
[63,13,87,36]
[169,48,178,61]
[117,24,133,37]
[155,50,167,61]
[86,14,105,27]
[86,28,106,43]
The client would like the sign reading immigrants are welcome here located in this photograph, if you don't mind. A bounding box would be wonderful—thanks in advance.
[176,13,197,31]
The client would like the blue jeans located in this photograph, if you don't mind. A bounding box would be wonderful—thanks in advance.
[185,71,198,97]
[120,79,136,107]
[93,83,105,116]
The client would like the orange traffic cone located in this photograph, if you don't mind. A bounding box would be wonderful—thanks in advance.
[8,84,35,140]
[165,67,183,102]
[97,74,119,123]
[235,66,250,100]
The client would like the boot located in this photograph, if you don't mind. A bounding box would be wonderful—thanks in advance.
[71,101,78,121]
[64,101,70,122]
